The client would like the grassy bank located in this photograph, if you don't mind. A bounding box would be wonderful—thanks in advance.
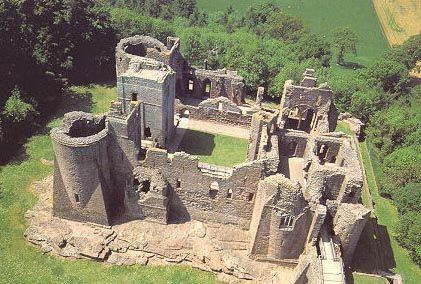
[358,141,421,284]
[0,84,222,284]
[353,273,388,284]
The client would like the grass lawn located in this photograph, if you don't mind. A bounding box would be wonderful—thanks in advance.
[355,141,421,284]
[0,84,222,284]
[353,273,388,284]
[179,129,248,167]
[198,0,389,68]
[335,121,354,136]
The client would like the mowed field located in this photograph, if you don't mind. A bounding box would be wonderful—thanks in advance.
[198,0,389,67]
[373,0,421,45]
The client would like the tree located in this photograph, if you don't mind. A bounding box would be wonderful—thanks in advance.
[265,13,306,43]
[382,145,421,195]
[296,34,331,67]
[327,72,364,113]
[189,10,208,27]
[331,27,357,65]
[243,2,282,34]
[366,96,420,155]
[2,87,36,123]
[360,58,409,93]
[181,30,205,66]
[172,0,197,18]
[393,183,421,214]
[395,211,421,265]
[386,34,421,71]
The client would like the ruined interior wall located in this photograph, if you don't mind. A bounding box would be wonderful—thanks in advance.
[138,149,278,228]
[183,69,245,105]
[107,110,143,219]
[278,131,309,157]
[278,79,334,134]
[51,127,113,225]
[247,113,264,161]
[176,100,252,128]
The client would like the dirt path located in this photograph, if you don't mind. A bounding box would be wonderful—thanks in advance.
[187,119,250,140]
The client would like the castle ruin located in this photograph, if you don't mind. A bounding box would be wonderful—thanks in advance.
[27,36,370,284]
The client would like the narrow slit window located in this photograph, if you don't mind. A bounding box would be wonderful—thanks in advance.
[74,193,80,203]
[247,192,254,202]
[188,80,194,91]
[176,179,182,188]
[227,189,233,199]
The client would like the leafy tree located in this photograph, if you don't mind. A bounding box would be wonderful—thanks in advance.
[189,10,208,27]
[393,183,421,215]
[181,30,205,66]
[350,88,392,122]
[296,34,331,67]
[265,13,306,43]
[386,34,421,71]
[360,58,410,93]
[172,0,197,18]
[395,211,421,265]
[331,27,357,65]
[110,8,174,42]
[382,145,421,195]
[243,2,281,34]
[2,87,36,123]
[366,96,420,155]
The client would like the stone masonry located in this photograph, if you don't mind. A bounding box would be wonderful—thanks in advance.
[26,36,370,284]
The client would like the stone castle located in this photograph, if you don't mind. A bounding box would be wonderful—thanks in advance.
[37,35,370,283]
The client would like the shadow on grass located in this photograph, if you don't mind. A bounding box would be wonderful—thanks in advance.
[340,61,365,70]
[351,216,396,274]
[178,129,216,156]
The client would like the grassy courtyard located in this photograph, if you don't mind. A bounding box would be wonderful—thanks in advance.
[0,85,222,284]
[179,129,248,167]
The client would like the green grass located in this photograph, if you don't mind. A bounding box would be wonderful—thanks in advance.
[0,84,222,284]
[179,129,248,167]
[335,121,354,136]
[358,141,421,284]
[353,273,388,284]
[198,0,389,67]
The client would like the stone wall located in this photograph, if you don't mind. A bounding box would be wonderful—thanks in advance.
[133,149,279,229]
[278,69,337,134]
[51,112,114,225]
[176,98,252,127]
[182,68,246,105]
